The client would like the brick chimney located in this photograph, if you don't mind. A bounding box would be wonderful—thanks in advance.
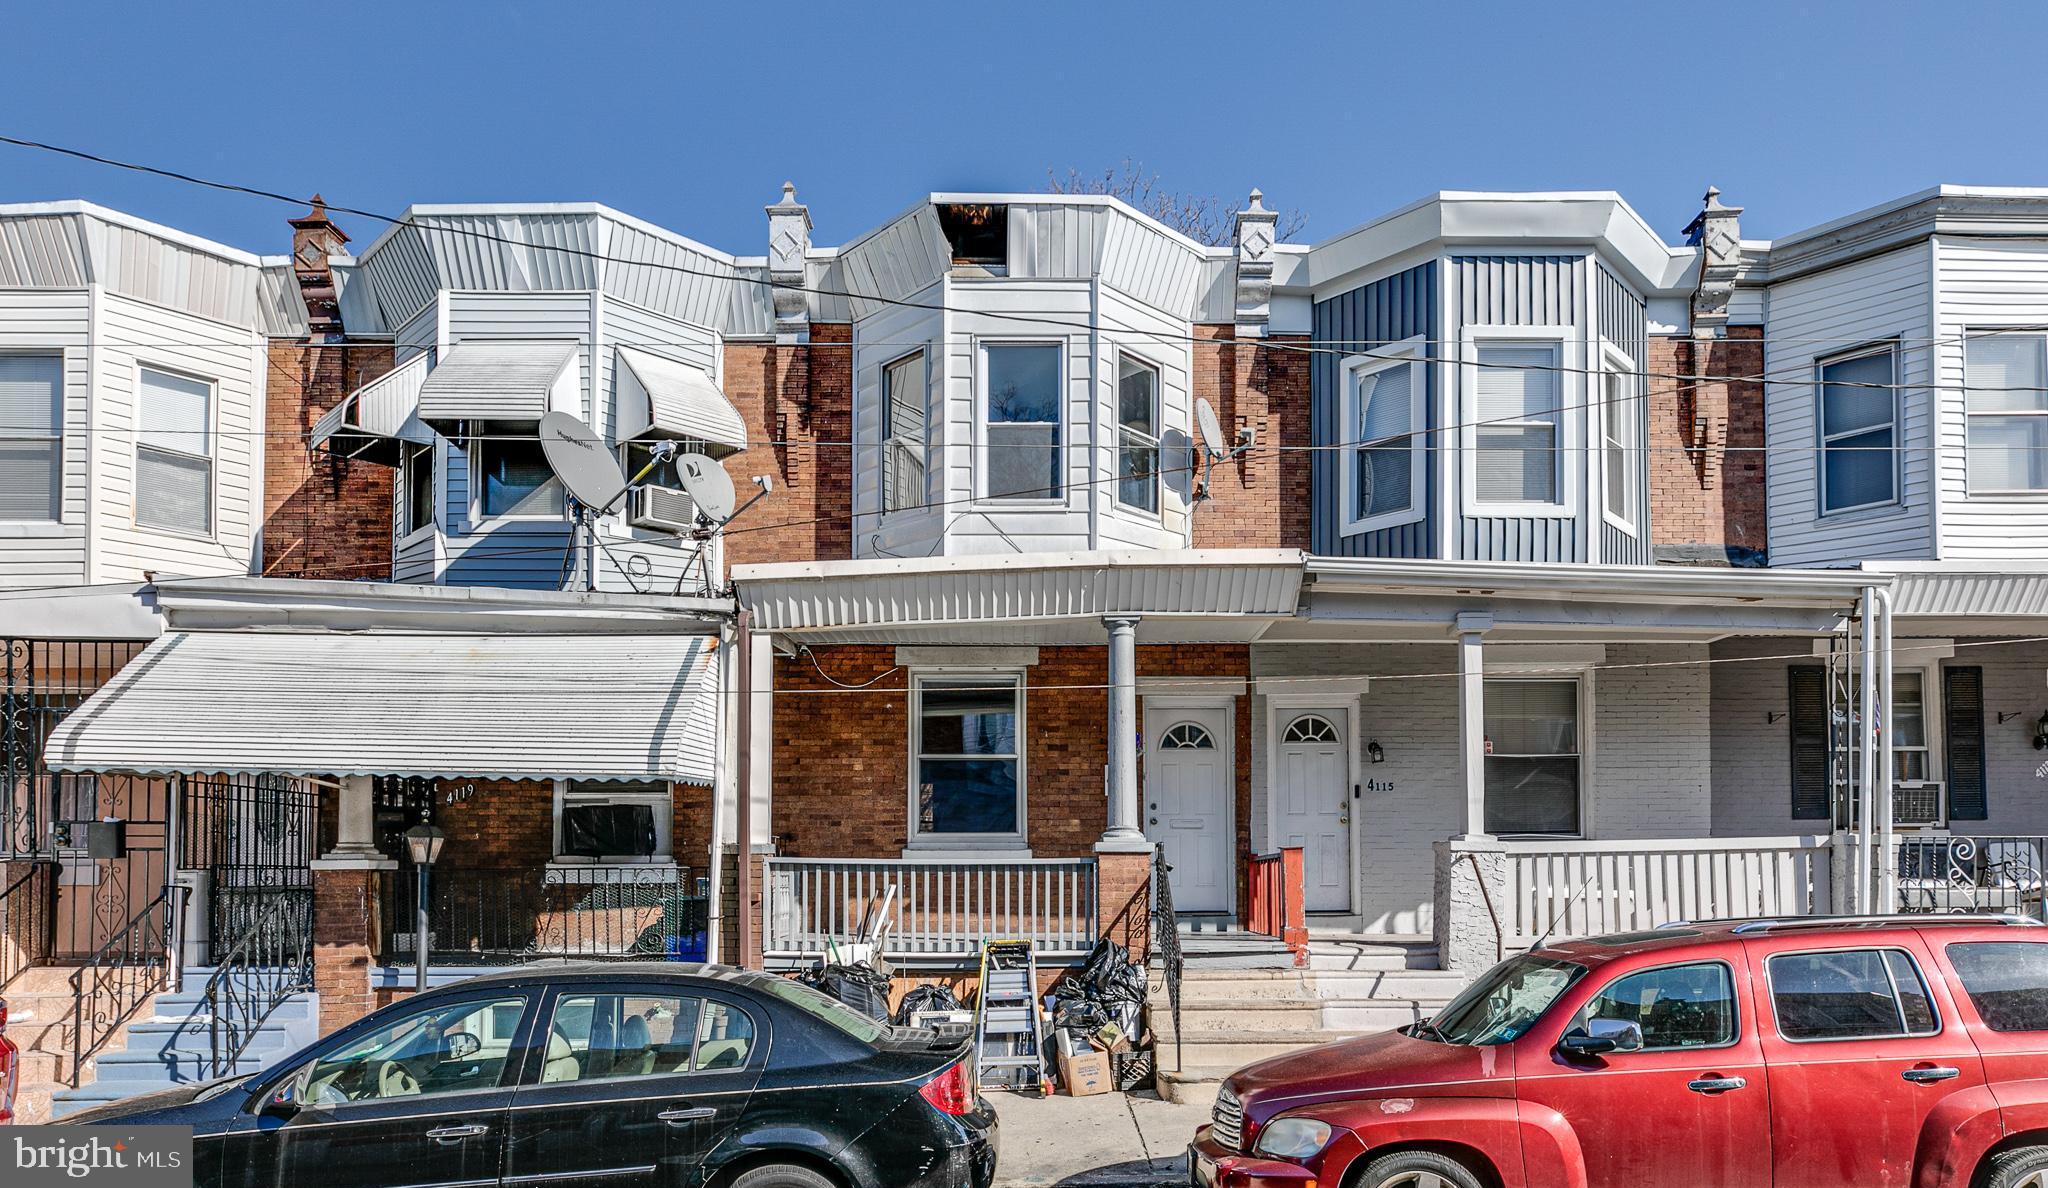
[289,196,350,339]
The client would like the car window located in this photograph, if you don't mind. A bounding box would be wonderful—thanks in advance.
[545,993,701,1083]
[1947,941,2048,1031]
[1577,962,1736,1050]
[1428,954,1586,1045]
[694,1000,756,1071]
[301,995,528,1106]
[1768,949,1940,1041]
[750,975,889,1044]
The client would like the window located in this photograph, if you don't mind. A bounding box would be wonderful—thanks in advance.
[136,366,213,535]
[1484,679,1580,835]
[1578,962,1736,1051]
[478,435,565,518]
[982,344,1061,501]
[1160,722,1215,750]
[1768,949,1939,1040]
[1947,942,2048,1031]
[693,1001,756,1070]
[1473,343,1562,506]
[1601,351,1641,530]
[1818,345,1898,514]
[0,355,61,522]
[545,992,701,1081]
[882,350,927,513]
[936,204,1007,270]
[1965,333,2048,493]
[1427,954,1586,1045]
[1833,665,1944,825]
[1116,355,1161,514]
[913,674,1023,840]
[298,995,528,1105]
[1281,714,1339,745]
[555,780,671,862]
[1341,347,1424,533]
[405,444,435,536]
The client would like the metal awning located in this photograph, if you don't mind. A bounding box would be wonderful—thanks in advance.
[44,630,722,784]
[614,347,748,455]
[310,354,433,466]
[416,340,579,428]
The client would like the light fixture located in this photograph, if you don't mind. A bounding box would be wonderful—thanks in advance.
[1367,740,1385,764]
[403,823,447,867]
[403,823,447,994]
[2033,712,2048,751]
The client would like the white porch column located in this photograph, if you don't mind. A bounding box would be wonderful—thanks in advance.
[313,775,395,869]
[1858,587,1877,914]
[1455,613,1493,838]
[1097,616,1150,852]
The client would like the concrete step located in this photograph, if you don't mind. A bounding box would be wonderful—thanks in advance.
[1306,970,1466,999]
[1305,941,1442,972]
[1154,1069,1226,1108]
[1153,1030,1365,1069]
[1160,997,1437,1037]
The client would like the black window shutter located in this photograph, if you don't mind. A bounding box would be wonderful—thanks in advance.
[1788,665,1831,820]
[1945,665,1988,822]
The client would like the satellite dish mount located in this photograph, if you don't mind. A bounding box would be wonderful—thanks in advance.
[1192,396,1256,504]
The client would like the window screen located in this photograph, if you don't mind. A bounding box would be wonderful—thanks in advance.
[561,803,657,858]
[1947,942,2048,1031]
[1116,356,1160,514]
[1966,334,2048,492]
[984,345,1060,501]
[1769,948,1939,1040]
[0,355,62,521]
[136,367,212,534]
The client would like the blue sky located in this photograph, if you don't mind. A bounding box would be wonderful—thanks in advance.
[3,1,2046,258]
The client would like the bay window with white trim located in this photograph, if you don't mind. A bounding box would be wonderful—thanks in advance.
[980,343,1061,502]
[1816,343,1899,515]
[1339,338,1426,535]
[1464,334,1573,515]
[910,672,1025,846]
[0,354,63,522]
[1600,344,1642,532]
[1965,332,2048,494]
[135,365,214,535]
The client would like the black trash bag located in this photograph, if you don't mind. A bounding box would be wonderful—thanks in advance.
[1073,937,1147,1005]
[893,982,964,1026]
[805,962,893,1022]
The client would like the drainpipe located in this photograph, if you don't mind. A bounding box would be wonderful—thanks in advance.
[704,619,732,966]
[1875,585,1896,914]
[734,608,755,969]
[1858,586,1878,913]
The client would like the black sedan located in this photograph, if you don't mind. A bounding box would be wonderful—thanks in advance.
[63,963,997,1188]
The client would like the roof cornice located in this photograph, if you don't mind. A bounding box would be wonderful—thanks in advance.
[1746,188,2048,284]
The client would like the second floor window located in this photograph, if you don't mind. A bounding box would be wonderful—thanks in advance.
[882,350,926,513]
[1342,347,1424,533]
[1965,332,2048,493]
[136,366,213,535]
[0,354,62,522]
[1116,355,1160,514]
[1473,343,1563,508]
[478,435,565,518]
[1817,344,1898,514]
[983,343,1060,502]
[1601,352,1641,531]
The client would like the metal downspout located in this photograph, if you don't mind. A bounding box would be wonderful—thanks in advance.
[1858,586,1878,914]
[1875,586,1896,914]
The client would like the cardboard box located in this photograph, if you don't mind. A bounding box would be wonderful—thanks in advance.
[1059,1047,1113,1097]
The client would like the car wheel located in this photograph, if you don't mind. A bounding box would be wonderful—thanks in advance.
[728,1163,839,1188]
[1985,1145,2048,1188]
[1355,1149,1484,1188]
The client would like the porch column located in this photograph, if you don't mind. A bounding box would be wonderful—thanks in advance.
[309,774,396,1034]
[1455,613,1493,838]
[1097,616,1149,852]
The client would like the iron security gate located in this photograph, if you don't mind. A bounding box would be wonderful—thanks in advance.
[2,639,146,858]
[182,775,319,965]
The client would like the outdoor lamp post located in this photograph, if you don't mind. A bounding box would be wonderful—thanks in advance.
[403,824,447,994]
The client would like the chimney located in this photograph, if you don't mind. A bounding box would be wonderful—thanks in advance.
[1682,186,1743,340]
[1234,189,1278,338]
[766,182,811,344]
[288,195,350,339]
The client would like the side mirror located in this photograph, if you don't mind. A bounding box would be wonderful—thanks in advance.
[259,1078,301,1119]
[1559,1018,1644,1058]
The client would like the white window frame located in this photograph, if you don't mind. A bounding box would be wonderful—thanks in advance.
[1339,336,1429,536]
[1113,351,1163,518]
[975,340,1064,507]
[132,362,218,539]
[1962,329,2048,497]
[1815,341,1902,518]
[470,431,568,526]
[1481,671,1594,840]
[881,348,928,515]
[1837,662,1947,827]
[907,668,1029,851]
[1598,341,1642,535]
[551,778,675,866]
[401,442,437,542]
[0,351,64,525]
[1459,327,1580,518]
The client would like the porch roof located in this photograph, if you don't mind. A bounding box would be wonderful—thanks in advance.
[1865,564,2048,630]
[43,629,722,783]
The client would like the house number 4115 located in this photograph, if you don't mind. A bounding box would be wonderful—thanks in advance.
[1362,778,1396,793]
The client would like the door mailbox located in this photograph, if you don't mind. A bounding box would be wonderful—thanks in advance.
[83,819,126,860]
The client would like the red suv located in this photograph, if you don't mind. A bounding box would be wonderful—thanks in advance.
[1190,916,2048,1188]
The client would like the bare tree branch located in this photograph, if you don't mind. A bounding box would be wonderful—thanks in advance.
[1047,159,1308,246]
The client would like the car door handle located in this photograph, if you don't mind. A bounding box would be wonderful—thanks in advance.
[426,1124,490,1143]
[1687,1076,1748,1094]
[1903,1066,1961,1083]
[658,1107,717,1124]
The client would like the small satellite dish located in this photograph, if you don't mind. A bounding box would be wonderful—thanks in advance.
[539,412,627,510]
[676,453,738,522]
[1195,398,1227,461]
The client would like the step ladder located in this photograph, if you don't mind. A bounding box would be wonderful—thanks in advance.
[972,939,1047,1093]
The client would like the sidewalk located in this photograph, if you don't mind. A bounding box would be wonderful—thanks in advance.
[990,1090,1211,1187]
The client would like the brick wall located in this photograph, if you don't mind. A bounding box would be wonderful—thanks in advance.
[262,340,397,580]
[312,867,380,1034]
[430,777,712,876]
[1190,328,1312,550]
[719,326,853,570]
[1648,328,1767,566]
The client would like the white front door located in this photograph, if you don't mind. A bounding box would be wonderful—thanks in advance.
[1143,706,1232,914]
[1275,710,1351,913]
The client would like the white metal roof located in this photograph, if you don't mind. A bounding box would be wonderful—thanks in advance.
[613,347,749,453]
[1865,566,2048,620]
[44,630,722,784]
[416,340,578,424]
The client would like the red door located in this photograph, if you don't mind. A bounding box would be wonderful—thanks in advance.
[1512,954,1770,1188]
[1746,933,1987,1187]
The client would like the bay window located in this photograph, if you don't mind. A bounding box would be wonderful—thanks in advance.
[478,434,565,518]
[1818,344,1899,514]
[1340,343,1425,533]
[1115,354,1160,514]
[1484,678,1581,836]
[1965,332,2048,494]
[136,365,213,535]
[1472,342,1563,507]
[912,673,1024,842]
[0,354,61,522]
[982,344,1061,501]
[1601,348,1641,531]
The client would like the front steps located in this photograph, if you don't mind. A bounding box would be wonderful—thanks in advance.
[4,966,98,1125]
[1149,940,1467,1106]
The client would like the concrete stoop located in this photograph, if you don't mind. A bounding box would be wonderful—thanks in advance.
[1147,941,1466,1107]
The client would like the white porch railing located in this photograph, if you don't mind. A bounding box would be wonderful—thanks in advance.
[763,856,1097,961]
[1502,836,1833,945]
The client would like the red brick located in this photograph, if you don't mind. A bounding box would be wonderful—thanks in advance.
[1648,329,1767,565]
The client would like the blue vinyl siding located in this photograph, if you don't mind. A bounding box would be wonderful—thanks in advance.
[1311,262,1438,557]
[1596,264,1650,564]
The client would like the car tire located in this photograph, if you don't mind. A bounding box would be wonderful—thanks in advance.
[1354,1149,1485,1188]
[729,1163,840,1188]
[1984,1145,2048,1188]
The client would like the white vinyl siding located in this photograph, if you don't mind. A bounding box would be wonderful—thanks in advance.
[0,355,62,521]
[882,349,927,514]
[1964,332,2048,494]
[1817,344,1900,515]
[1471,342,1564,509]
[1339,340,1426,535]
[134,366,214,536]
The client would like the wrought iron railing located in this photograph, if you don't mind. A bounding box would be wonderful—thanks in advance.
[1893,835,2048,919]
[381,866,708,964]
[1150,850,1182,1074]
[1,859,53,992]
[68,882,186,1086]
[763,857,1098,960]
[2,639,146,859]
[186,889,313,1082]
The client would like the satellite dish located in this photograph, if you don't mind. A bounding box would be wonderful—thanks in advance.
[676,453,738,522]
[1195,398,1227,461]
[539,412,627,510]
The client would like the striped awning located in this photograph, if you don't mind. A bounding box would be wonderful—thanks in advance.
[613,347,748,454]
[416,340,579,427]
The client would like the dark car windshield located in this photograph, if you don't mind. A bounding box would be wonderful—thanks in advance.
[1421,954,1586,1045]
[752,975,890,1044]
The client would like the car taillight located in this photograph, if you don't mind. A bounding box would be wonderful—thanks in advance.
[0,1033,16,1124]
[918,1060,975,1116]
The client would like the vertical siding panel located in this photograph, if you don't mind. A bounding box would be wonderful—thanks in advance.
[1311,262,1439,557]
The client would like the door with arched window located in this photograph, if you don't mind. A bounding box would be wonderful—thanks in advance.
[1275,710,1351,912]
[1142,705,1232,913]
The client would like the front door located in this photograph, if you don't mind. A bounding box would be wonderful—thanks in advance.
[1143,706,1232,914]
[1274,711,1350,912]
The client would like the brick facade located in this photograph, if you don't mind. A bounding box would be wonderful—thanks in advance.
[1189,328,1312,550]
[311,866,381,1035]
[262,340,397,580]
[718,326,853,570]
[1648,328,1767,566]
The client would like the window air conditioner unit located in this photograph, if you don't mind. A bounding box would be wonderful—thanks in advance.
[631,484,697,534]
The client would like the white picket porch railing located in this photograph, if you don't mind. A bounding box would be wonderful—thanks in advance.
[762,856,1097,962]
[1502,836,1833,945]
